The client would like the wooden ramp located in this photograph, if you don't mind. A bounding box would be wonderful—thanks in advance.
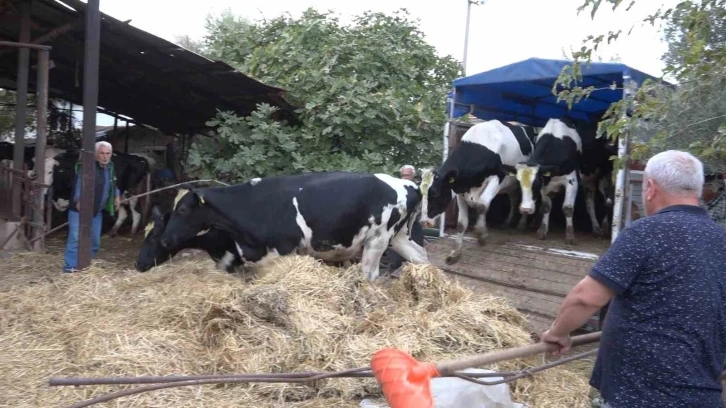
[425,229,610,334]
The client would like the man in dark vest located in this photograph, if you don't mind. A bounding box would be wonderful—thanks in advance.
[62,141,120,272]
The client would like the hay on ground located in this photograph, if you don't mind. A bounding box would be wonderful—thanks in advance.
[0,252,592,407]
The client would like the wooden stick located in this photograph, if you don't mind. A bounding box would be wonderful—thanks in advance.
[436,332,601,374]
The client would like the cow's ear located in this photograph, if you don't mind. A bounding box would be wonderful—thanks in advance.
[445,169,459,185]
[501,164,517,177]
[151,205,163,220]
[194,191,206,205]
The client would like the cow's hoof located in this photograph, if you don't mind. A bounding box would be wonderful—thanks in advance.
[108,231,118,238]
[474,229,488,246]
[537,226,548,241]
[565,226,576,245]
[592,225,604,237]
[445,251,460,265]
[601,221,611,237]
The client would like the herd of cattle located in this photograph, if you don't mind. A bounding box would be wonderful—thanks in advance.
[1,116,619,281]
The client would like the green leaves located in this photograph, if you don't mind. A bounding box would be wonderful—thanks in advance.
[188,8,462,183]
[553,0,726,173]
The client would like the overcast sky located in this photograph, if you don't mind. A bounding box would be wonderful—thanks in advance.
[83,0,675,126]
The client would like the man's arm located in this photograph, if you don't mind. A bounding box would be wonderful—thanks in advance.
[541,222,649,354]
[541,276,614,354]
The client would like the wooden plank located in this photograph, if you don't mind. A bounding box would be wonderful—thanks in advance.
[427,239,598,276]
[430,257,580,297]
[424,233,603,334]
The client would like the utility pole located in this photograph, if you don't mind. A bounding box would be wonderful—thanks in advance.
[462,0,482,75]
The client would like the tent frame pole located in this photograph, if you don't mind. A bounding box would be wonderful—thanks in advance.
[610,72,633,243]
[439,88,456,238]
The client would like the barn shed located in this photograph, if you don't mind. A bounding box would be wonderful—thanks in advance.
[425,57,667,334]
[0,0,298,262]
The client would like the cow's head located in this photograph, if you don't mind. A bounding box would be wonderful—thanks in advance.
[135,206,174,272]
[419,167,455,227]
[158,188,212,249]
[509,163,559,214]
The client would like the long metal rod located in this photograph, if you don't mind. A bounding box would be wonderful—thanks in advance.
[77,0,102,270]
[12,1,31,219]
[32,49,50,251]
[50,337,601,408]
[0,40,52,51]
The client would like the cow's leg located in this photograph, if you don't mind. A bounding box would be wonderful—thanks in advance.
[473,175,502,246]
[584,184,603,237]
[128,196,142,235]
[361,232,393,282]
[563,171,579,245]
[109,205,128,237]
[506,184,521,228]
[215,252,238,272]
[446,194,469,265]
[537,194,552,241]
[390,229,428,265]
[599,175,613,236]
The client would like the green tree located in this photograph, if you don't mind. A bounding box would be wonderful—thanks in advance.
[173,34,206,56]
[201,9,253,64]
[188,8,462,182]
[553,0,726,173]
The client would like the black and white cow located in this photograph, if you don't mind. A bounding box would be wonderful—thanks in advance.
[418,119,537,264]
[579,125,618,238]
[50,149,154,236]
[157,172,428,282]
[135,205,243,272]
[507,118,584,244]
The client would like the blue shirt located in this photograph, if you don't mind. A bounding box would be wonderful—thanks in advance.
[589,205,726,408]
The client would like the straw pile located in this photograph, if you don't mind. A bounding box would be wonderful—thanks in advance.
[0,252,592,408]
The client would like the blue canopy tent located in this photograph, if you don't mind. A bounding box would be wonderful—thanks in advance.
[437,57,667,239]
[445,57,666,126]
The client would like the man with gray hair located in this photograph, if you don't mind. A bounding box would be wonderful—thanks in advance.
[540,150,726,407]
[400,164,415,181]
[63,141,121,272]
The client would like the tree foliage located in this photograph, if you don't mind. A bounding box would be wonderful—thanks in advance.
[187,8,462,182]
[0,89,76,145]
[554,0,726,173]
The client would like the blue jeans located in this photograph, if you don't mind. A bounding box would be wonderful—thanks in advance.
[63,210,103,272]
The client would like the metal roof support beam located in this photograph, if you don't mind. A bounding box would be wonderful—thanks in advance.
[76,0,101,271]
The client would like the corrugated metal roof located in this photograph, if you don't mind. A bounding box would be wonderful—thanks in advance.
[0,0,300,133]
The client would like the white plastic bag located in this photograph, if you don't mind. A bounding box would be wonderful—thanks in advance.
[360,368,526,408]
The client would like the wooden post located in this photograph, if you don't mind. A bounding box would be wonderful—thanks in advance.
[32,49,50,251]
[12,1,31,219]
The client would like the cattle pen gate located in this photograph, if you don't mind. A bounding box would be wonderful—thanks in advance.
[424,57,668,334]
